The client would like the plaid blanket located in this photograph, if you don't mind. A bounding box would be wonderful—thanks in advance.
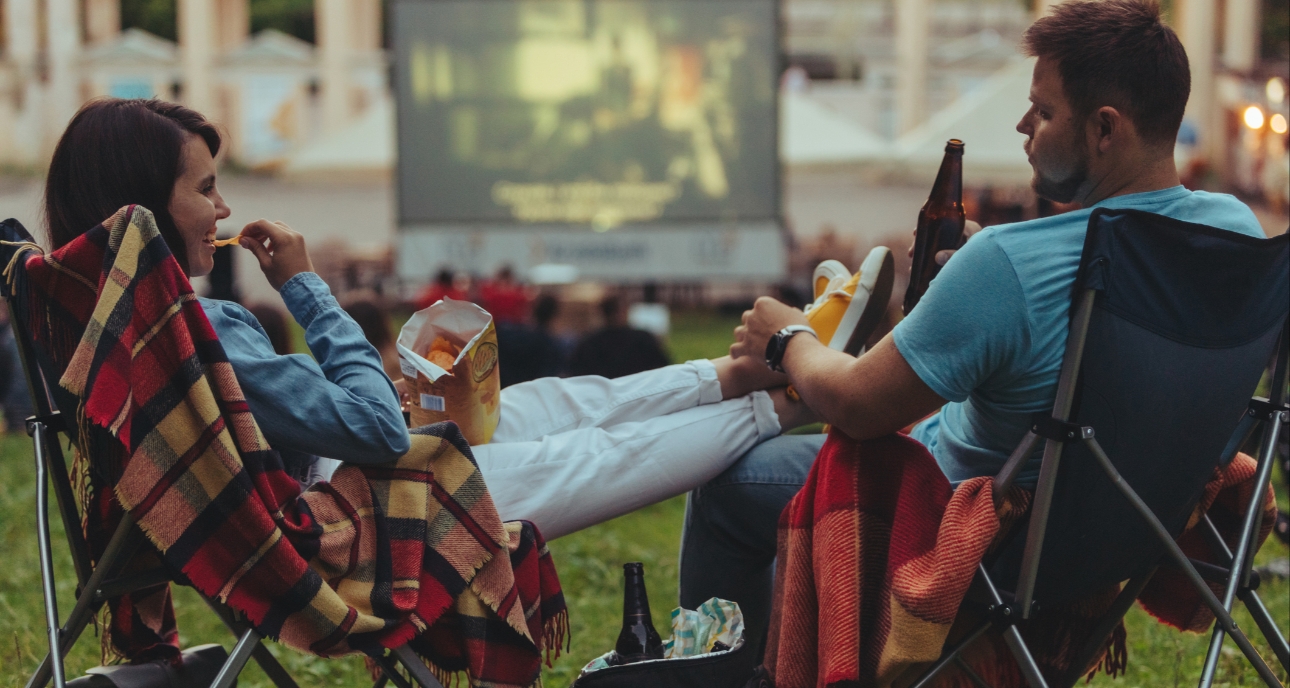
[1,207,566,687]
[764,430,1276,688]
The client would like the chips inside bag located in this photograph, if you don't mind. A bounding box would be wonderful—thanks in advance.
[397,298,501,444]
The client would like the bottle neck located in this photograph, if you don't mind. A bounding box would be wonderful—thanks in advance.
[623,571,652,618]
[929,147,964,206]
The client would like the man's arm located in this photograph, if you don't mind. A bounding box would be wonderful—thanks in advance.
[731,297,946,440]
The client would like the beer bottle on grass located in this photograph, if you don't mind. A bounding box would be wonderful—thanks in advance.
[610,562,664,665]
[904,139,966,315]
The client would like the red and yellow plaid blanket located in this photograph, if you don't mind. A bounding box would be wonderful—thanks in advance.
[764,430,1275,688]
[2,207,566,687]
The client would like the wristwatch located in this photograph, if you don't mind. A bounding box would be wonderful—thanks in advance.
[764,325,818,373]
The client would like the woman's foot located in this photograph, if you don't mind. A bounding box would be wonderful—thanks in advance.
[714,355,788,400]
[768,386,821,432]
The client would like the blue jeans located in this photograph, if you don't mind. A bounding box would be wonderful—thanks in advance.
[678,433,826,656]
[1,319,34,430]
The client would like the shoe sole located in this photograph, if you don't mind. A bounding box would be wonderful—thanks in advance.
[831,247,895,356]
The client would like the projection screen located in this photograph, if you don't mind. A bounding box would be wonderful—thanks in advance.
[393,0,785,282]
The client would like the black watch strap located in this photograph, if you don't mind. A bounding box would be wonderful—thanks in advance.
[765,325,818,372]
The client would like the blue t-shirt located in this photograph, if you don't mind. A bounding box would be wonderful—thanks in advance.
[893,186,1265,487]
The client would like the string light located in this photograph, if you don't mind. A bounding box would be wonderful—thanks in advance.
[1243,105,1265,130]
[1271,113,1288,135]
[1267,77,1286,105]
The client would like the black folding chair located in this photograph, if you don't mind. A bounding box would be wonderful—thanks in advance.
[1,219,444,688]
[910,208,1289,688]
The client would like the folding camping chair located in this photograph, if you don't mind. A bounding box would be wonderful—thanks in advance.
[910,208,1290,688]
[1,219,444,688]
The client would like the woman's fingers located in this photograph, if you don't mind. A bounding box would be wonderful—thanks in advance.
[239,219,313,291]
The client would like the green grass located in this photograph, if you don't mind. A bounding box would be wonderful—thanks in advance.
[3,309,1286,687]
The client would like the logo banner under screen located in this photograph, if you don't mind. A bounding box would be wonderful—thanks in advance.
[392,0,784,281]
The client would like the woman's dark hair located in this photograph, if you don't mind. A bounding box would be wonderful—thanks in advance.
[44,98,221,273]
[246,304,294,356]
[342,299,394,351]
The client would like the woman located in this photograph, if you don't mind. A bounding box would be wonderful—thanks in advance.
[44,98,816,540]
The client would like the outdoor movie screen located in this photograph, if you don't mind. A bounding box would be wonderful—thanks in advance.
[393,0,779,230]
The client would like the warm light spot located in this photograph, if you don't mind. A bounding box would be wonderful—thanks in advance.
[1271,113,1288,135]
[1267,77,1286,105]
[1243,105,1265,130]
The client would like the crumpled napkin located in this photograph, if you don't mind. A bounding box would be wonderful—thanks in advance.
[663,597,743,659]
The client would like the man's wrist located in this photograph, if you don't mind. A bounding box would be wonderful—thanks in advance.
[765,325,818,372]
[780,325,818,372]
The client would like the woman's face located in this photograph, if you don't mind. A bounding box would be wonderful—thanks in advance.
[168,134,231,277]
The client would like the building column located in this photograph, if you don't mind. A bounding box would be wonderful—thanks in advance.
[1222,0,1260,73]
[317,0,353,133]
[1,0,40,165]
[1177,0,1218,161]
[216,0,250,51]
[352,0,383,52]
[895,0,929,135]
[178,0,218,115]
[84,0,121,46]
[45,0,82,149]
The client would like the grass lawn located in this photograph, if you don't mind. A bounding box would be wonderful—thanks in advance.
[3,309,1287,687]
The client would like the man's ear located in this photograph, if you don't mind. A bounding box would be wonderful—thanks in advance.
[1091,106,1126,154]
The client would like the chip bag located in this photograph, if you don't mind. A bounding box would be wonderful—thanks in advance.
[397,298,501,444]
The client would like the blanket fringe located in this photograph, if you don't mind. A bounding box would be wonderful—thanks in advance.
[543,609,570,666]
[366,652,465,688]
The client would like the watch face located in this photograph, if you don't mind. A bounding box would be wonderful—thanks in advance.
[765,331,786,372]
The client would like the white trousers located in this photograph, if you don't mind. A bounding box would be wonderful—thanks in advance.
[473,361,781,539]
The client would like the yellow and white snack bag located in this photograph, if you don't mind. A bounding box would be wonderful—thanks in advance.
[397,298,501,445]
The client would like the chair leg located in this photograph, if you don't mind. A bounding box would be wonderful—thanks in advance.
[1056,566,1157,688]
[1000,624,1050,688]
[373,652,416,688]
[909,620,993,688]
[953,654,994,688]
[1198,515,1290,671]
[25,516,145,688]
[1238,588,1290,671]
[31,421,66,688]
[392,644,447,688]
[211,627,262,688]
[1197,409,1284,688]
[1082,437,1283,688]
[202,596,299,688]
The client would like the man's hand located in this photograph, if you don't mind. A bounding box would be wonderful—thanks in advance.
[239,220,315,291]
[731,296,809,362]
[906,219,983,265]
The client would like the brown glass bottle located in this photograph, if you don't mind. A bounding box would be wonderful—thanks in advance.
[610,562,664,665]
[903,139,966,315]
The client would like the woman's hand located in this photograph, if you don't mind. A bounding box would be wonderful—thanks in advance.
[239,220,315,290]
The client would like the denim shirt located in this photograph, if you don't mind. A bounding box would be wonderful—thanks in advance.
[199,273,410,477]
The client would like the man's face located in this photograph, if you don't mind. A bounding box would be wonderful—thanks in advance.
[1016,57,1090,203]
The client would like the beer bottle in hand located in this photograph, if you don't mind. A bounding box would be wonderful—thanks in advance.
[611,562,664,664]
[903,139,966,315]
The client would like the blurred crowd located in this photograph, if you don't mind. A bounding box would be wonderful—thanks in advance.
[196,261,675,395]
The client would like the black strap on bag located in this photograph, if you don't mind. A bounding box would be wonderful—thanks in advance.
[569,640,762,688]
[65,645,231,688]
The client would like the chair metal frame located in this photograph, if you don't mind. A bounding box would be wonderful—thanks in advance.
[908,285,1289,688]
[4,298,444,688]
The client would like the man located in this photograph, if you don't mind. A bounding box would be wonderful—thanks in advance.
[678,0,1267,651]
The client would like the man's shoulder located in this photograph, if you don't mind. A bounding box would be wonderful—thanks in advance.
[1164,190,1264,237]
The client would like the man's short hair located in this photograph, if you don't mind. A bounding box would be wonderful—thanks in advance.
[1023,0,1190,147]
